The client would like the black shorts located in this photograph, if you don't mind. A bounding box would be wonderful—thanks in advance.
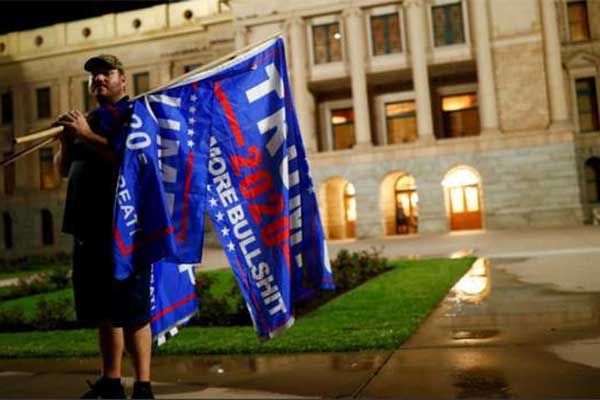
[72,237,151,328]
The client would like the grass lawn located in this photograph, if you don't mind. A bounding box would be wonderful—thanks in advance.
[0,288,73,319]
[0,258,474,358]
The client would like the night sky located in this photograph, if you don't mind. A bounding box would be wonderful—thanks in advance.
[0,1,182,35]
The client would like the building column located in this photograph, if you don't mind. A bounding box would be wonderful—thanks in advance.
[288,16,318,153]
[471,0,500,135]
[344,7,372,148]
[541,0,570,129]
[405,0,435,142]
[234,25,247,50]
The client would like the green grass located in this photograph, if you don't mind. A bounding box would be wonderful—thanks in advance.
[0,288,73,319]
[0,258,474,358]
[198,269,235,298]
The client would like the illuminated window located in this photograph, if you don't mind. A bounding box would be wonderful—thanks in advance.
[441,93,480,138]
[41,209,54,246]
[394,175,418,235]
[432,2,465,46]
[3,152,15,195]
[39,148,58,190]
[576,78,599,132]
[386,101,417,144]
[3,212,12,249]
[371,13,402,55]
[133,72,150,96]
[331,108,355,150]
[36,87,51,119]
[344,183,357,222]
[312,22,342,64]
[568,1,591,42]
[1,90,13,125]
[585,158,600,203]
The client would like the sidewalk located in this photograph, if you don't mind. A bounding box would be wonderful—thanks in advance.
[2,226,600,398]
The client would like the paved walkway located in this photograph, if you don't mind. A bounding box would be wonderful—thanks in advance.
[2,227,600,398]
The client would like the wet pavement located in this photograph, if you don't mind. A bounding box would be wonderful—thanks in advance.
[2,228,600,398]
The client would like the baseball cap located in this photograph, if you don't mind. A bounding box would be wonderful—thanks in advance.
[84,54,124,72]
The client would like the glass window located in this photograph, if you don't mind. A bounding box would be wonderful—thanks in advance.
[331,108,355,150]
[432,2,465,46]
[41,209,54,246]
[312,22,342,64]
[36,87,51,119]
[576,78,600,132]
[585,158,600,203]
[371,13,402,55]
[568,1,591,42]
[133,72,150,96]
[39,148,58,190]
[1,90,13,125]
[385,101,417,144]
[3,152,15,195]
[3,212,12,250]
[441,93,480,138]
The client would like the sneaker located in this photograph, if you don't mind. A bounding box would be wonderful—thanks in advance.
[81,376,126,399]
[131,381,154,399]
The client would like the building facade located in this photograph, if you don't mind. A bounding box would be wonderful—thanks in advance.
[0,0,599,258]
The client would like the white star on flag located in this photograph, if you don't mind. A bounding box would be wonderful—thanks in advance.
[221,226,230,236]
[187,140,194,148]
[188,117,196,124]
[307,186,314,194]
[216,211,224,222]
[190,94,197,101]
[187,129,194,136]
[209,197,218,207]
[227,242,235,251]
[189,106,196,113]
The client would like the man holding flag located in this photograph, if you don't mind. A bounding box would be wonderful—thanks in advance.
[54,55,154,399]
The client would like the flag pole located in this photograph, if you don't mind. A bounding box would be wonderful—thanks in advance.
[1,136,57,167]
[14,126,63,145]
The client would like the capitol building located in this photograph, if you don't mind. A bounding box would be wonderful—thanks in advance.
[1,0,599,258]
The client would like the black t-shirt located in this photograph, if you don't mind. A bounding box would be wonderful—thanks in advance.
[62,97,129,240]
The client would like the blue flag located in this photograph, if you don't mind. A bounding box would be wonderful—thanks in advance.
[113,36,334,340]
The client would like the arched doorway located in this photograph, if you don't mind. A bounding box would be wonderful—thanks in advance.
[380,172,419,236]
[319,177,357,240]
[442,166,483,231]
[585,157,600,203]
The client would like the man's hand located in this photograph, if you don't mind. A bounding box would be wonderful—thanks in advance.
[54,110,93,141]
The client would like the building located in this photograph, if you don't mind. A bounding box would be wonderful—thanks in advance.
[0,0,599,258]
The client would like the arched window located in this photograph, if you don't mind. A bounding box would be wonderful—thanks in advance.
[41,209,54,245]
[442,166,483,231]
[320,177,357,240]
[394,176,418,235]
[585,157,600,203]
[344,183,357,238]
[3,212,12,249]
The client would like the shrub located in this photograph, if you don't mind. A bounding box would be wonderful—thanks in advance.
[32,297,76,330]
[0,306,29,332]
[331,247,389,291]
[191,274,250,326]
[0,267,72,302]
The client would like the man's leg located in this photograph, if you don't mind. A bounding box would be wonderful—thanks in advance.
[124,322,152,381]
[98,319,124,378]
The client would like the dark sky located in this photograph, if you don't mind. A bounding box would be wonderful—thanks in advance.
[0,1,183,35]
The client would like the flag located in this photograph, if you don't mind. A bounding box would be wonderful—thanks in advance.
[113,36,334,340]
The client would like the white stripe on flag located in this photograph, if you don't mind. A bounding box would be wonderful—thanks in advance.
[148,94,182,108]
[158,119,181,131]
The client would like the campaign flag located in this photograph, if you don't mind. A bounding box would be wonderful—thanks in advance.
[112,36,334,341]
[149,262,198,346]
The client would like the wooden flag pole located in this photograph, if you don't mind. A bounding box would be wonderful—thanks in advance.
[1,136,57,167]
[14,126,63,145]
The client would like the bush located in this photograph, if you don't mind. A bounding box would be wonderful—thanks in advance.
[0,306,30,332]
[0,252,70,275]
[32,297,76,330]
[0,267,71,302]
[191,274,250,327]
[331,247,389,291]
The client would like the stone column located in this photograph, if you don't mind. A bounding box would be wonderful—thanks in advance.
[288,16,318,152]
[344,7,372,148]
[541,0,570,129]
[470,0,500,134]
[406,0,435,142]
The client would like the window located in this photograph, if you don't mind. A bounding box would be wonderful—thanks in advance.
[36,87,51,119]
[386,101,417,144]
[2,212,12,250]
[39,147,58,190]
[585,158,600,203]
[576,78,599,132]
[133,72,150,96]
[441,93,480,138]
[312,22,342,64]
[331,108,355,150]
[82,80,94,112]
[3,152,15,195]
[1,90,13,125]
[41,209,54,245]
[567,1,591,42]
[371,13,402,55]
[432,2,465,46]
[184,63,202,73]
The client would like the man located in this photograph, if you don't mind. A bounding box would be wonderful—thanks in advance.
[54,55,153,399]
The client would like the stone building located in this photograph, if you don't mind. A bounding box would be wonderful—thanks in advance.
[0,0,599,258]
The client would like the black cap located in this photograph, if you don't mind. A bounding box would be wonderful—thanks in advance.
[84,54,124,72]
